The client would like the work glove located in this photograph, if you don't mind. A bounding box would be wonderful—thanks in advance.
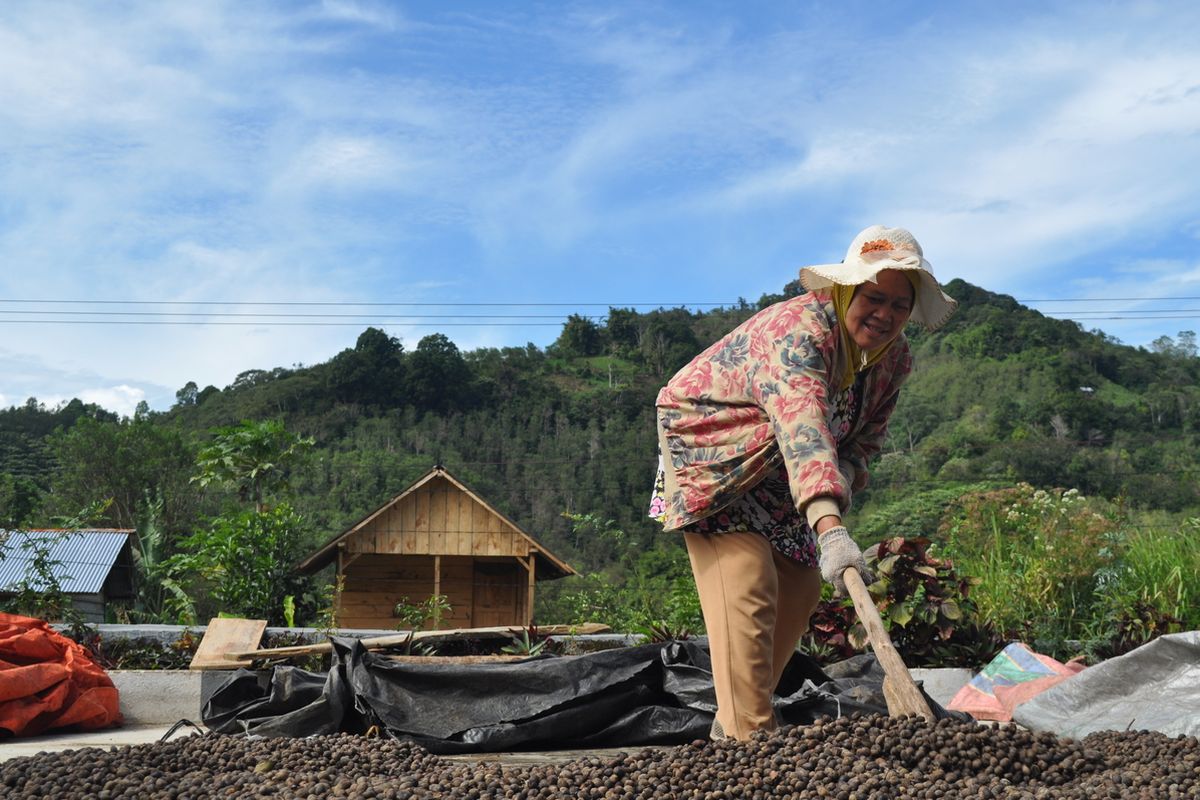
[817,526,874,597]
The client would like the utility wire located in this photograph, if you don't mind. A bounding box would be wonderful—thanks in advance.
[0,295,1198,306]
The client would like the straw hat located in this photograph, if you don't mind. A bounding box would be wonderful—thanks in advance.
[799,224,958,330]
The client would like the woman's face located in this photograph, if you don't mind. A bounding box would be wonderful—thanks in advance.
[845,269,915,350]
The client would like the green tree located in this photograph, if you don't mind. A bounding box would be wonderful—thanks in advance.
[553,314,605,357]
[193,419,314,512]
[407,333,472,413]
[46,417,200,532]
[327,327,406,406]
[127,491,195,624]
[0,472,41,528]
[169,503,310,624]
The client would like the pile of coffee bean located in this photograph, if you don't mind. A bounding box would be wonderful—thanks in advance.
[2,714,1196,799]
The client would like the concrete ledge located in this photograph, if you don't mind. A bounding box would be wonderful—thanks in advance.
[107,665,975,727]
[910,667,972,707]
[110,670,204,725]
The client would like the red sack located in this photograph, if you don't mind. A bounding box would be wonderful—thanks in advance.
[0,612,122,737]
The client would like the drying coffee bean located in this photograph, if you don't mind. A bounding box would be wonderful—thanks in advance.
[1,715,1196,799]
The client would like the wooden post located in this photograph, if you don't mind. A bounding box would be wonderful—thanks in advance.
[335,544,345,626]
[525,554,536,626]
[433,555,442,629]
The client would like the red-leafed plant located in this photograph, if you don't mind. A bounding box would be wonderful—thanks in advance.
[805,536,1003,668]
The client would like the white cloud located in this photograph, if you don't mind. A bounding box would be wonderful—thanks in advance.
[319,0,403,30]
[78,385,146,418]
[2,0,1200,404]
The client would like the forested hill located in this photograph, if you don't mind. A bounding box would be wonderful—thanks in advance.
[2,279,1198,575]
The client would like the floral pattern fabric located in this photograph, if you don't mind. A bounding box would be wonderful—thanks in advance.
[649,373,863,566]
[650,290,912,537]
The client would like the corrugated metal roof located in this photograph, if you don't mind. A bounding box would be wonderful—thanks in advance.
[0,529,132,595]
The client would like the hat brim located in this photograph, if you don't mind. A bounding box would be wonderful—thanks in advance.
[799,258,958,331]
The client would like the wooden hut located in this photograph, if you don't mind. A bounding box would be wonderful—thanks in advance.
[296,466,575,630]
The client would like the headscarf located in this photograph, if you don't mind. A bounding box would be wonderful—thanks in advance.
[830,271,920,391]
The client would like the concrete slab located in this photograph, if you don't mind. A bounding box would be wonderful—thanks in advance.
[1,724,200,763]
[110,670,204,725]
[910,667,973,707]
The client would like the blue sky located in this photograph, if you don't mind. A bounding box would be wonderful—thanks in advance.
[2,1,1199,416]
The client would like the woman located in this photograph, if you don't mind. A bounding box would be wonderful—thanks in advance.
[648,224,957,741]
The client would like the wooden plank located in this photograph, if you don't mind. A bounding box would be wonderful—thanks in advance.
[231,623,612,660]
[338,617,395,630]
[452,491,468,555]
[442,489,457,555]
[346,556,432,580]
[429,485,447,553]
[400,494,417,553]
[433,555,442,628]
[189,618,267,670]
[382,505,400,553]
[339,579,434,595]
[525,555,536,626]
[485,524,502,556]
[414,489,430,552]
[471,503,489,555]
[381,654,529,665]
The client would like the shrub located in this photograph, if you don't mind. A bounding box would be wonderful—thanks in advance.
[939,484,1118,658]
[806,536,1002,668]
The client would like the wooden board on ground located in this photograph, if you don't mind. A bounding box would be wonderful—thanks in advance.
[189,617,268,670]
[229,622,611,661]
[380,654,530,665]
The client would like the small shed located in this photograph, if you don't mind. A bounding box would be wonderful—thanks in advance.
[0,529,135,623]
[297,466,575,630]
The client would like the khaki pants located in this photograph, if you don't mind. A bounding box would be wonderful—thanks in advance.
[684,530,822,740]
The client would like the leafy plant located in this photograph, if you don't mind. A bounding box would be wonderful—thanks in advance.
[940,484,1119,655]
[392,594,452,655]
[313,575,344,635]
[168,503,310,624]
[1085,600,1182,661]
[1092,515,1199,634]
[282,595,296,628]
[805,536,1002,668]
[393,594,451,631]
[805,594,863,662]
[501,625,548,657]
[638,620,691,643]
[129,490,195,624]
[863,537,1003,667]
[91,630,200,670]
[193,419,314,512]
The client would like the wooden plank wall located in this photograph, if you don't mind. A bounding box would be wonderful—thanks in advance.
[470,561,526,629]
[338,554,479,630]
[343,477,531,559]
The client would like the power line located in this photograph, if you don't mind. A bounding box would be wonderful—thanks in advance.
[0,310,606,319]
[0,299,733,308]
[1024,296,1200,303]
[1,295,1197,305]
[0,320,573,327]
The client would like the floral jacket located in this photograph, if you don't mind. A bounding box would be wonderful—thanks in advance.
[655,291,913,531]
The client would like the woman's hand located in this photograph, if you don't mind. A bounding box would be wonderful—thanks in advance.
[816,525,874,597]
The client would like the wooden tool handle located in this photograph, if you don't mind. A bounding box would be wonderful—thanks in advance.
[843,567,936,721]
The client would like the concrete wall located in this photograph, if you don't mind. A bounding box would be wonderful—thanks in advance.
[107,666,973,727]
[911,667,973,707]
[110,670,204,725]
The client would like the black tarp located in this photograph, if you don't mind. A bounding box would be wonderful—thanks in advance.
[204,638,958,753]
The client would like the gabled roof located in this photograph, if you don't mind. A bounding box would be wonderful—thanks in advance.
[297,466,575,579]
[0,529,133,595]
